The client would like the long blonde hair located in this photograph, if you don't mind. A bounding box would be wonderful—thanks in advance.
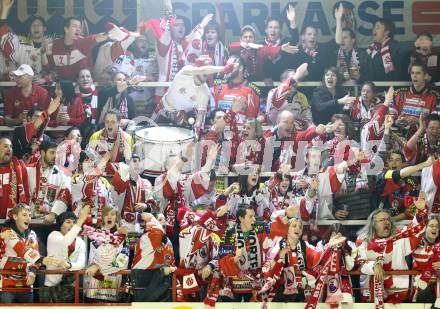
[101,206,121,228]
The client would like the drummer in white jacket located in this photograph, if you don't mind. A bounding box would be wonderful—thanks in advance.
[44,207,89,288]
[156,55,237,130]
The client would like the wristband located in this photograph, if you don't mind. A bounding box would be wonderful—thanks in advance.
[41,110,49,120]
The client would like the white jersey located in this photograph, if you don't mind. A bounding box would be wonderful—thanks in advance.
[0,23,49,75]
[26,163,72,218]
[45,226,86,287]
[162,65,210,113]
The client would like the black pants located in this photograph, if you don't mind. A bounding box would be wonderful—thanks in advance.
[131,269,171,302]
[416,283,437,304]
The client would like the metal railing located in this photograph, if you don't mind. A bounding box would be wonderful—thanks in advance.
[0,268,426,304]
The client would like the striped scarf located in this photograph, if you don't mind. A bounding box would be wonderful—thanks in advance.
[81,225,126,246]
[77,84,98,124]
[367,38,395,74]
[203,41,227,66]
[9,157,27,208]
[301,42,318,59]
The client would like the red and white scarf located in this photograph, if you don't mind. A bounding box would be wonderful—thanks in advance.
[367,38,395,73]
[99,94,129,125]
[81,225,126,246]
[351,96,377,121]
[265,38,281,47]
[77,84,98,124]
[203,41,227,66]
[301,42,318,59]
[367,215,427,309]
[9,157,29,208]
[306,247,339,309]
[415,242,440,307]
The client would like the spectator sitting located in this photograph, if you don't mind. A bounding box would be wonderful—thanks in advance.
[4,64,50,126]
[51,80,86,127]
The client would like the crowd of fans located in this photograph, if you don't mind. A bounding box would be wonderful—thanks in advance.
[0,0,439,306]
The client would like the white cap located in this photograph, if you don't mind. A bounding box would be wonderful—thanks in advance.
[11,64,34,77]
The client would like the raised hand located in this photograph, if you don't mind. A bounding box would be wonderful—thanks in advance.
[216,204,230,217]
[315,124,327,135]
[141,212,154,222]
[414,191,427,211]
[293,63,308,81]
[384,115,394,131]
[335,3,344,20]
[77,205,90,225]
[164,0,173,12]
[200,13,214,28]
[328,232,346,247]
[286,4,296,27]
[383,86,394,106]
[419,112,427,132]
[224,182,239,196]
[2,0,14,12]
[48,98,61,115]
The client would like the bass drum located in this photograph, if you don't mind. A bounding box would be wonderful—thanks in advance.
[134,126,194,176]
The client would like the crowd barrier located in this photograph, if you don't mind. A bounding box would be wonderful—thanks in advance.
[0,304,433,309]
[0,269,426,305]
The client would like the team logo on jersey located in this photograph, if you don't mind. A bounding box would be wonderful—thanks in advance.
[328,278,339,293]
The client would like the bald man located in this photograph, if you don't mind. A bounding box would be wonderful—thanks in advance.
[263,110,327,171]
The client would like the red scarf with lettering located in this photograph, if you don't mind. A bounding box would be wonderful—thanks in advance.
[306,247,339,309]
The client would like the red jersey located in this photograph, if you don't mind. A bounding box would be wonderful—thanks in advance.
[47,35,98,80]
[4,84,50,119]
[50,97,86,127]
[0,158,30,219]
[378,170,418,219]
[228,42,280,81]
[212,80,260,122]
[0,226,40,292]
[393,86,438,118]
